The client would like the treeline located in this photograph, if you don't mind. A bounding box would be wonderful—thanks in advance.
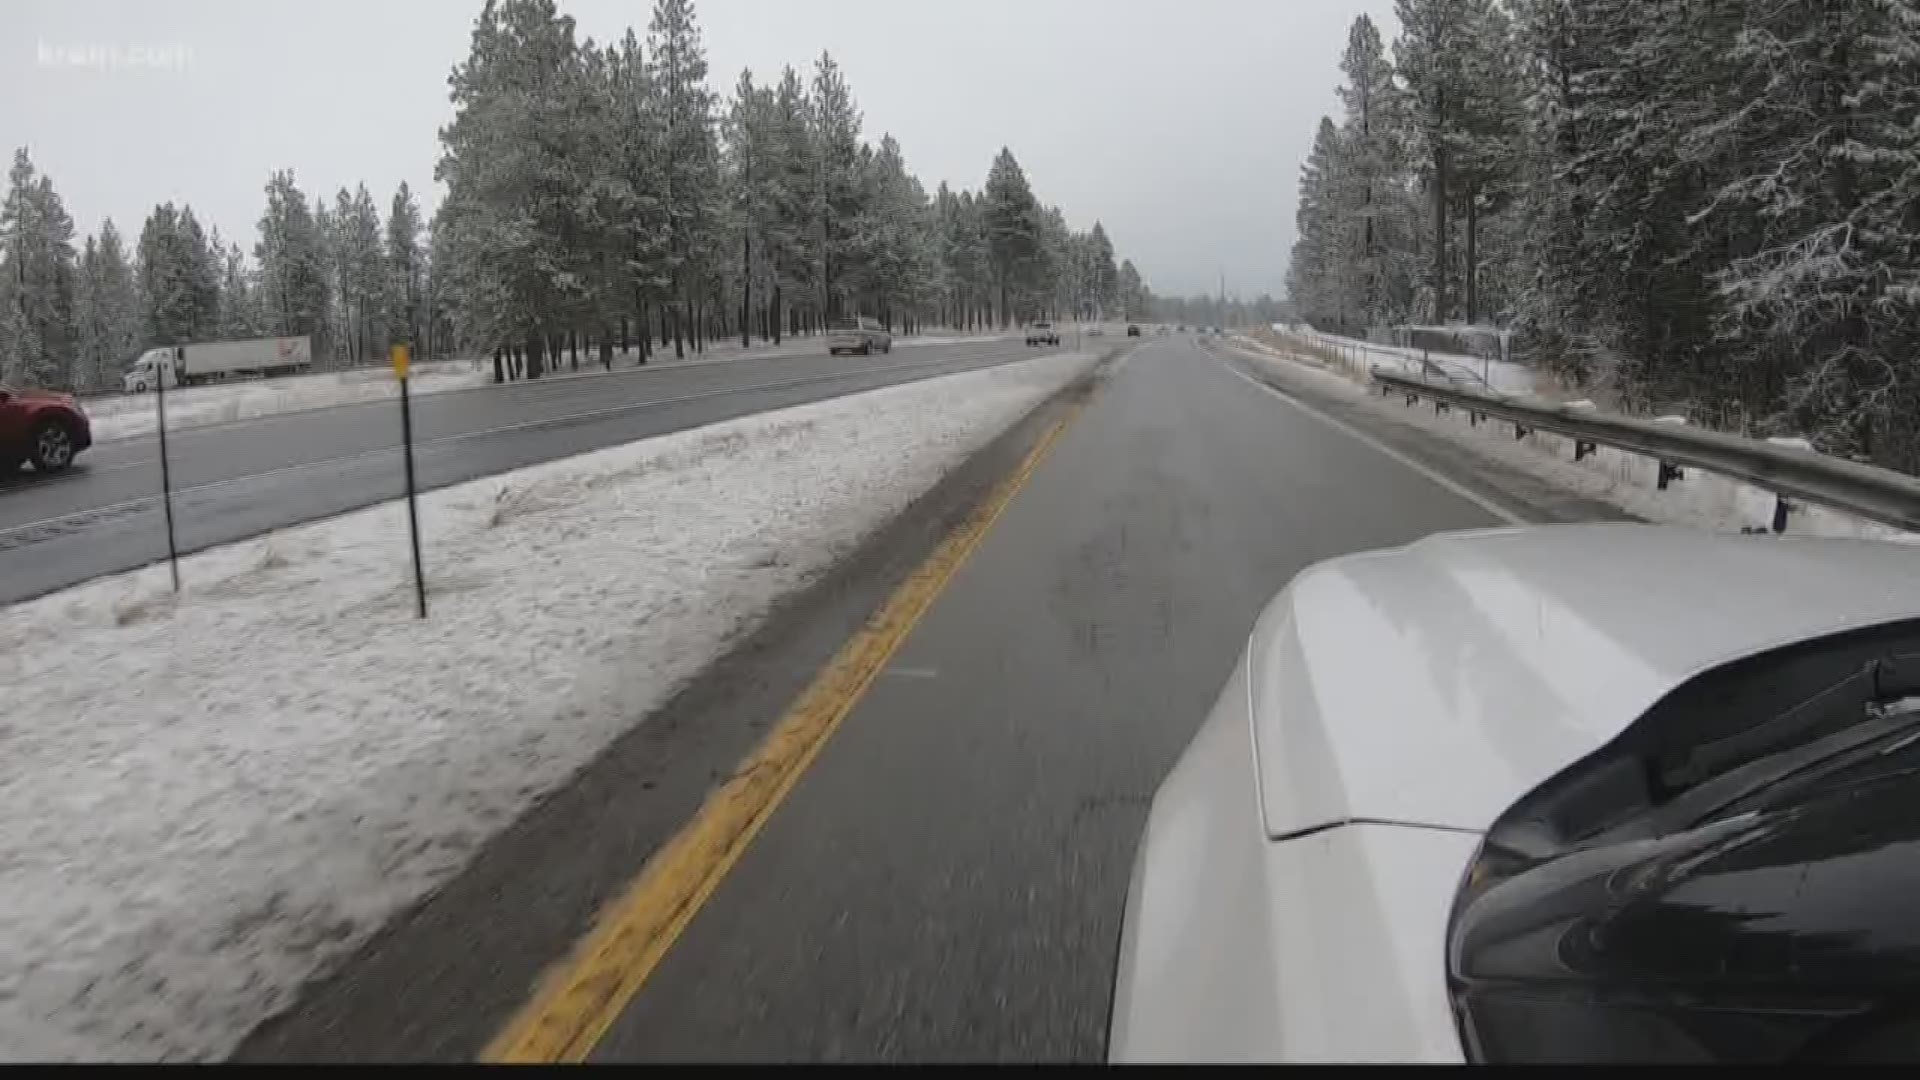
[1288,0,1920,470]
[0,0,1153,393]
[1151,293,1289,329]
[0,149,439,393]
[432,0,1150,379]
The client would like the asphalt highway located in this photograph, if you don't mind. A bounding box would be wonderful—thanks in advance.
[0,337,1053,604]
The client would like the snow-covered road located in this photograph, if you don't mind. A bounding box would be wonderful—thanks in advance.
[0,349,1095,1061]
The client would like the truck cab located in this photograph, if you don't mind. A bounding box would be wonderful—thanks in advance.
[122,348,178,393]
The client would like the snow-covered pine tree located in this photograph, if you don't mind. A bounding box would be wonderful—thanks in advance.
[648,0,720,358]
[1286,117,1342,331]
[983,147,1044,326]
[1689,0,1920,462]
[253,170,331,353]
[1333,14,1416,331]
[386,181,425,350]
[218,240,255,339]
[1117,259,1147,322]
[139,203,196,348]
[1086,221,1119,317]
[72,235,105,390]
[94,220,141,373]
[603,28,668,362]
[437,0,590,378]
[767,64,815,338]
[0,149,78,386]
[178,209,220,340]
[725,68,780,347]
[809,51,865,324]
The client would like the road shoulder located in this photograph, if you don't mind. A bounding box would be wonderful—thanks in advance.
[1211,339,1636,526]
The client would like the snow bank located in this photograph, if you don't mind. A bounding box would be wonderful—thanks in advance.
[1287,327,1537,394]
[1231,339,1920,543]
[86,360,493,442]
[0,349,1096,1061]
[85,332,1013,443]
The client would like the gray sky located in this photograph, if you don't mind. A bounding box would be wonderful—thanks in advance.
[5,0,1395,300]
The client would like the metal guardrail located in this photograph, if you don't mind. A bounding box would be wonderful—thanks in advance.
[1372,367,1920,535]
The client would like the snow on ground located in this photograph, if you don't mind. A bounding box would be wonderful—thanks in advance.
[1269,326,1538,394]
[84,360,494,442]
[1231,338,1920,544]
[0,349,1095,1062]
[83,331,1013,443]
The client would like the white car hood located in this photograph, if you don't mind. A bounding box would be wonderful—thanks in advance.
[1249,524,1920,838]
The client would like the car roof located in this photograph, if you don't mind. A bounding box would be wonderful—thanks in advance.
[1247,524,1920,837]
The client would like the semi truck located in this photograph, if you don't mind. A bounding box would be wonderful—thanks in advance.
[121,336,314,393]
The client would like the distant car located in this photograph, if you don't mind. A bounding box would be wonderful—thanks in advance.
[1156,326,1170,336]
[1177,324,1187,332]
[1111,525,1920,1063]
[1088,325,1105,337]
[827,316,892,356]
[1127,325,1141,337]
[0,383,93,474]
[1026,321,1060,347]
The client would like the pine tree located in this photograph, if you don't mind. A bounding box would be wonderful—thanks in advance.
[327,184,386,364]
[983,147,1044,325]
[768,64,816,335]
[436,0,591,378]
[139,203,195,347]
[218,241,254,339]
[94,220,141,373]
[0,149,78,386]
[254,170,331,350]
[1117,258,1147,321]
[1334,14,1417,329]
[649,0,720,358]
[810,51,864,323]
[1286,117,1343,330]
[179,210,221,339]
[725,68,777,347]
[1085,221,1119,317]
[386,181,425,350]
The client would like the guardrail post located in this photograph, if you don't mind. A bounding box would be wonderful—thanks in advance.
[1574,439,1596,462]
[1514,424,1529,440]
[1469,411,1480,427]
[1405,391,1416,407]
[1435,399,1449,415]
[1657,462,1684,490]
[1772,496,1791,533]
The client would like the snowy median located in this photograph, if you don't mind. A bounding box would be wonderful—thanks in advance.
[84,332,1013,443]
[0,348,1096,1061]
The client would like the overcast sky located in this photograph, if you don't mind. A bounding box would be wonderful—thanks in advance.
[4,0,1395,300]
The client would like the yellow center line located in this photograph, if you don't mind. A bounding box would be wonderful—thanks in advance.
[481,403,1085,1063]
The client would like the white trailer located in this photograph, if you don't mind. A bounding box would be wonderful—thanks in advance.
[122,336,314,392]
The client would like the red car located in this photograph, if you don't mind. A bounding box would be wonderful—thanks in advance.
[0,385,93,473]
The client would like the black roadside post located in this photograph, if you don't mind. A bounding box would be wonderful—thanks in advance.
[155,346,182,592]
[394,343,427,619]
